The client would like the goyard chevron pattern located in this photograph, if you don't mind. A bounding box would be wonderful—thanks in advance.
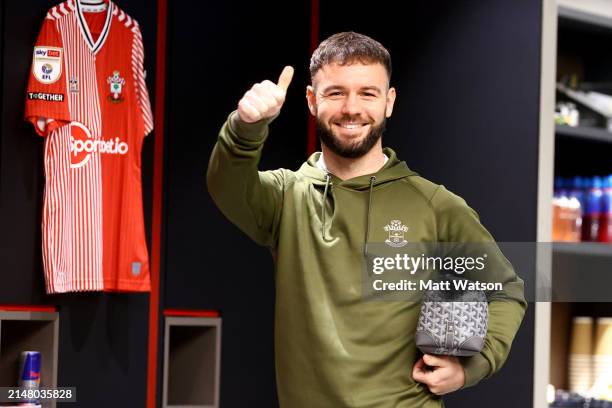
[416,289,488,356]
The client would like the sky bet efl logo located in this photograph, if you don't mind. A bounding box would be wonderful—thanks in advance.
[70,122,128,169]
[33,46,62,84]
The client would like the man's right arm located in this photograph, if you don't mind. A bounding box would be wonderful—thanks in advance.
[206,67,294,248]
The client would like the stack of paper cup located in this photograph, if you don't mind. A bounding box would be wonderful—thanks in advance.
[568,316,593,394]
[592,317,612,400]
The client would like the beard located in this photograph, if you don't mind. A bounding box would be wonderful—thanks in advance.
[317,116,386,159]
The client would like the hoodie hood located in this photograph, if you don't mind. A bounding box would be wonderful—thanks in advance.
[297,147,418,189]
[296,147,419,249]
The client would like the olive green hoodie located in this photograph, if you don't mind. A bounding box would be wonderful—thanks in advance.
[207,111,527,408]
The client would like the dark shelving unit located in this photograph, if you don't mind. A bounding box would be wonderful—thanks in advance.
[559,5,612,31]
[548,1,612,399]
[552,243,612,303]
[555,124,612,144]
[553,242,612,256]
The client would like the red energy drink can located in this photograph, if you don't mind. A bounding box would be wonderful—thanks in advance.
[18,351,41,391]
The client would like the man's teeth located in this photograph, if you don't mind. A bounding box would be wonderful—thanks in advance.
[340,123,364,129]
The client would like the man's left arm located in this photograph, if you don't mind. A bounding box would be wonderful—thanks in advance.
[431,185,528,389]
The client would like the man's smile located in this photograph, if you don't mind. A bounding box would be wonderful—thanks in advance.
[333,122,370,135]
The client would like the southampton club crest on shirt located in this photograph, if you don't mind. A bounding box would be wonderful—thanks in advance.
[107,70,126,103]
[384,220,409,247]
[69,76,79,93]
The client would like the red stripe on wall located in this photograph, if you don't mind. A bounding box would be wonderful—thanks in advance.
[147,0,167,406]
[163,309,221,318]
[307,0,320,156]
[0,305,56,313]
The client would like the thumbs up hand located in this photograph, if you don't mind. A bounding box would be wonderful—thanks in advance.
[237,66,294,123]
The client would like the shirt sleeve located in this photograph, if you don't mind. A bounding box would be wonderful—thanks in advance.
[206,111,285,248]
[24,16,70,136]
[131,24,154,137]
[430,185,527,389]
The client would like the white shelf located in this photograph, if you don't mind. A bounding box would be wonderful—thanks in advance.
[558,5,612,30]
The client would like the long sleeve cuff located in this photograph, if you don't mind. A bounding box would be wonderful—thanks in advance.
[228,110,269,142]
[461,352,491,389]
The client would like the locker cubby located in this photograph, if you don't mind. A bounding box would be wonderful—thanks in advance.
[162,315,221,408]
[0,310,59,408]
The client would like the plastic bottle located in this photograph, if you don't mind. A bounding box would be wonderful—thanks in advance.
[582,176,603,242]
[552,177,566,242]
[570,176,586,211]
[598,175,612,243]
[567,178,583,242]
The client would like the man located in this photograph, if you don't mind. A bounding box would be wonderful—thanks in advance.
[207,32,526,407]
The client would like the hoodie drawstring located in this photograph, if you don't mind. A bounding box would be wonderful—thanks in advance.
[321,174,376,247]
[364,176,376,256]
[321,173,332,240]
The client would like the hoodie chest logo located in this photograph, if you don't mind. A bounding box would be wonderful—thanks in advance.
[384,220,409,248]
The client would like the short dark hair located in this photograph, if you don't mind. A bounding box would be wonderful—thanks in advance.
[309,31,392,83]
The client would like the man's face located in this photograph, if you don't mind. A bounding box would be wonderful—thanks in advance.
[306,62,396,158]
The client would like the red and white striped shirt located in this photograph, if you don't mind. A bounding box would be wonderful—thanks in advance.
[25,0,153,294]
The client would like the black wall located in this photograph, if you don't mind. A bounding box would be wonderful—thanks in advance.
[0,1,157,406]
[163,0,311,406]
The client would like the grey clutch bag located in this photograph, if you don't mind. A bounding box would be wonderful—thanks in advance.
[415,275,488,356]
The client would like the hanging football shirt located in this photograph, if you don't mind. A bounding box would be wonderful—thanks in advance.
[25,0,154,293]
